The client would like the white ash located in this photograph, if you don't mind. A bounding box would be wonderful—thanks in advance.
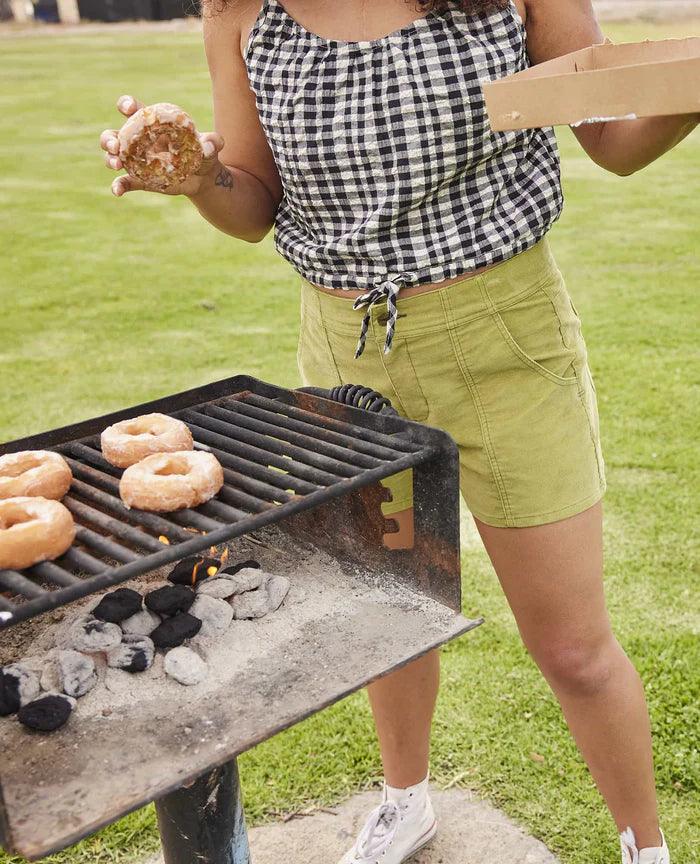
[66,617,122,654]
[189,594,233,639]
[107,635,155,673]
[164,646,207,686]
[231,574,290,620]
[57,650,97,698]
[120,608,160,637]
[220,567,266,594]
[196,578,237,599]
[3,663,41,706]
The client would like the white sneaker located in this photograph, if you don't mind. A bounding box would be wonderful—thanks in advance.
[620,827,670,864]
[338,777,437,864]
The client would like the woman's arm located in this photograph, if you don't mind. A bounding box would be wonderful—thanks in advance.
[101,0,281,242]
[524,0,699,176]
[192,0,283,240]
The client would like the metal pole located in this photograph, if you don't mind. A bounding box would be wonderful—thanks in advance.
[155,758,251,864]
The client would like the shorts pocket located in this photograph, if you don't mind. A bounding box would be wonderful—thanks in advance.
[487,281,581,386]
[297,313,343,390]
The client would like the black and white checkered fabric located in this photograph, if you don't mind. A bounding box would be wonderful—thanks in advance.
[245,0,563,357]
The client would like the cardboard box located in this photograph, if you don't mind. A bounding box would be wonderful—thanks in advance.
[483,37,700,132]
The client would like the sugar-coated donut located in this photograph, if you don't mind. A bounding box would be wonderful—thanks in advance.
[0,497,76,570]
[101,413,193,469]
[0,451,72,501]
[118,103,203,190]
[119,451,224,512]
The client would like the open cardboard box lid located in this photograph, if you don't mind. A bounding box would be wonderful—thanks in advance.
[483,37,700,131]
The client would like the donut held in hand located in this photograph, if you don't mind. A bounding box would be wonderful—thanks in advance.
[118,103,203,190]
[0,497,76,570]
[119,451,224,512]
[101,413,193,469]
[0,451,72,501]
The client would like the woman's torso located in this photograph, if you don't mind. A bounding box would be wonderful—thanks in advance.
[241,0,563,301]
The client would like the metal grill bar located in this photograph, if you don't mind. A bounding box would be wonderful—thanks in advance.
[218,481,275,513]
[181,414,350,485]
[0,570,47,598]
[63,497,166,553]
[215,399,406,461]
[183,408,368,478]
[0,380,441,627]
[75,527,140,564]
[193,444,316,496]
[30,562,81,587]
[239,394,422,453]
[202,404,387,469]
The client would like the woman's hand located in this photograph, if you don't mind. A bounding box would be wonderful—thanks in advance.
[100,95,226,198]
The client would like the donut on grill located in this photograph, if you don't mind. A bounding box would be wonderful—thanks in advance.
[119,451,224,512]
[0,497,76,570]
[0,451,72,501]
[101,413,193,469]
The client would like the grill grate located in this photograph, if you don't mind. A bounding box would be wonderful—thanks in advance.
[0,381,435,628]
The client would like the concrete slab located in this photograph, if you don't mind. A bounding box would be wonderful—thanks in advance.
[147,786,558,864]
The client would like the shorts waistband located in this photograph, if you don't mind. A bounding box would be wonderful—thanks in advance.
[300,238,561,340]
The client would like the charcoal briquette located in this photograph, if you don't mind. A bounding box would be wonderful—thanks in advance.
[18,695,73,732]
[221,559,260,576]
[151,613,202,650]
[145,584,195,616]
[168,557,221,586]
[0,670,21,717]
[93,588,143,623]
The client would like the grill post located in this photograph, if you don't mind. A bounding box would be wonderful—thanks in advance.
[155,758,251,864]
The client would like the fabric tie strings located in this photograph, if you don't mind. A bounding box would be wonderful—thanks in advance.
[352,279,403,359]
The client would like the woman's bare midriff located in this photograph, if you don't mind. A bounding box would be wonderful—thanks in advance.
[309,261,498,300]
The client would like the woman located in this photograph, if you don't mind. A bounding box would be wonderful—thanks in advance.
[100,1,697,861]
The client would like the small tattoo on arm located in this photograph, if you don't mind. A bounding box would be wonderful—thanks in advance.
[215,167,234,190]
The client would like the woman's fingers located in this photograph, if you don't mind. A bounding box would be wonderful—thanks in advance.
[111,174,145,197]
[199,132,225,161]
[100,129,120,154]
[104,151,123,171]
[116,94,144,118]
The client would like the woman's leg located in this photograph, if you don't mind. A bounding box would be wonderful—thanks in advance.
[476,501,661,847]
[366,649,439,788]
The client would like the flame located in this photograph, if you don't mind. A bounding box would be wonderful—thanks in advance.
[191,561,201,586]
[158,535,170,545]
[207,565,218,577]
[220,547,230,565]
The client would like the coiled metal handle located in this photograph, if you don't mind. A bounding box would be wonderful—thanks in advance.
[326,384,398,416]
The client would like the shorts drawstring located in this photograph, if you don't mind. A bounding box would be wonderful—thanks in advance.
[352,279,403,359]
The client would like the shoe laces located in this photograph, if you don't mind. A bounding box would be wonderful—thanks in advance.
[354,801,402,861]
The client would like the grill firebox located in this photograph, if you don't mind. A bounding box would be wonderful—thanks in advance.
[0,375,480,863]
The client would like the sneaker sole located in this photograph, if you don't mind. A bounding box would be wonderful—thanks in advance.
[401,820,438,862]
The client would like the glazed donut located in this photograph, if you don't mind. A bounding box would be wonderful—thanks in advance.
[118,103,203,190]
[0,451,72,501]
[101,413,193,469]
[0,497,76,570]
[119,451,224,512]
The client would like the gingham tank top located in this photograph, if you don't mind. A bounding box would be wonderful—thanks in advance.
[245,0,563,357]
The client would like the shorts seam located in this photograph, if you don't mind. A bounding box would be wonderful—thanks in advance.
[440,287,513,525]
[470,486,606,528]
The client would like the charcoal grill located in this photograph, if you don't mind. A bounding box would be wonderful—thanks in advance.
[0,375,481,863]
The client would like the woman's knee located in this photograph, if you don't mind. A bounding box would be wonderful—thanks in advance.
[531,635,623,697]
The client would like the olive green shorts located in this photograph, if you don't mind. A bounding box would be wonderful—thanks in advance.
[297,238,606,528]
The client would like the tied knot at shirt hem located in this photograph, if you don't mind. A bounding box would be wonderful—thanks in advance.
[352,277,415,359]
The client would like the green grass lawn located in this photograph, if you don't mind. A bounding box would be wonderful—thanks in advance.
[1,16,699,864]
